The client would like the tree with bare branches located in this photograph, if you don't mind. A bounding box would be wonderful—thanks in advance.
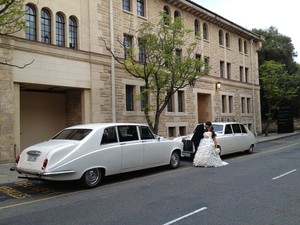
[0,0,34,68]
[104,13,208,133]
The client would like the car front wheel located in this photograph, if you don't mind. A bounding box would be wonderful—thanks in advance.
[169,151,180,169]
[80,168,103,188]
[246,144,254,154]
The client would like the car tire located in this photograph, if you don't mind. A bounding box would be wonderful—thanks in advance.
[80,168,103,188]
[246,144,254,154]
[169,151,180,169]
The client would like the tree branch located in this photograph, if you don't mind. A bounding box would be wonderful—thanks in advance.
[0,59,34,69]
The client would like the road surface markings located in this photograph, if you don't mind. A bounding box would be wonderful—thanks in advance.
[272,169,297,180]
[162,207,207,225]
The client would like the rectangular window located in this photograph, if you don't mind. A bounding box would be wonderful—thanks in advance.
[123,0,131,11]
[118,125,139,142]
[220,61,225,78]
[232,124,242,133]
[245,67,249,83]
[226,63,231,79]
[178,90,184,112]
[167,96,174,112]
[139,126,155,140]
[179,126,186,136]
[222,95,227,113]
[204,57,209,74]
[126,85,134,111]
[247,98,251,113]
[168,127,175,137]
[175,49,182,63]
[229,96,233,113]
[123,34,133,59]
[195,54,201,72]
[239,66,244,82]
[137,0,145,17]
[138,38,146,63]
[241,97,245,114]
[101,127,118,144]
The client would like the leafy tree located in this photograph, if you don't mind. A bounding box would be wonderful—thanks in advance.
[0,0,33,68]
[104,13,208,133]
[0,0,25,35]
[252,26,298,74]
[259,60,300,135]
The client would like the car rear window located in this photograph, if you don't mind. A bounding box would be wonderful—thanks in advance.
[52,129,92,140]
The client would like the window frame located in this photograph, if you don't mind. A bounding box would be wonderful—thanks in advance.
[25,4,37,41]
[69,16,78,49]
[123,0,131,12]
[137,0,145,17]
[126,85,134,111]
[41,8,51,44]
[56,13,65,47]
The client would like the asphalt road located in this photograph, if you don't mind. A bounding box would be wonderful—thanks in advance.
[0,135,299,225]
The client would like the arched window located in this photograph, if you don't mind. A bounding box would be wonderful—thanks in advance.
[238,38,243,52]
[25,4,36,41]
[163,6,170,26]
[174,10,181,20]
[194,19,199,36]
[219,30,223,46]
[56,13,65,46]
[225,32,230,48]
[41,8,51,43]
[69,17,78,49]
[244,40,248,54]
[137,0,145,17]
[203,23,208,40]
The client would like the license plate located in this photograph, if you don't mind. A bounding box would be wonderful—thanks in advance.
[27,155,37,162]
[182,152,191,157]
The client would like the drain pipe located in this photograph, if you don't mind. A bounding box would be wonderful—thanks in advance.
[110,0,116,122]
[250,39,257,136]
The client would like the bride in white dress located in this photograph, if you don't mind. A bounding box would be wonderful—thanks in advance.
[193,123,228,167]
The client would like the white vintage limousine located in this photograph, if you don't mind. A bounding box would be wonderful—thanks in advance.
[11,123,183,188]
[174,122,257,157]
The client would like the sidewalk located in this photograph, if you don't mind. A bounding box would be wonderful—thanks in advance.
[1,131,299,184]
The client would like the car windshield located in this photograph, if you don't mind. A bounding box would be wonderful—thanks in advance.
[52,129,92,140]
[212,124,223,134]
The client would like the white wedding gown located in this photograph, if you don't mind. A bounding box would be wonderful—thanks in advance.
[193,131,228,167]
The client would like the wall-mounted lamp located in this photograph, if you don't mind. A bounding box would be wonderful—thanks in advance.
[216,81,222,90]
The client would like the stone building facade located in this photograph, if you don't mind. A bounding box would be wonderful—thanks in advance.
[0,0,262,163]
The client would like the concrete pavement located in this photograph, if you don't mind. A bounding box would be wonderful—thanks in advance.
[1,131,299,184]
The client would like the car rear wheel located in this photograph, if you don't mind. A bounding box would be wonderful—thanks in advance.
[80,168,103,188]
[169,151,180,169]
[246,144,254,154]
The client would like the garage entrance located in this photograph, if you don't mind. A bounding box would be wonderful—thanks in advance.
[20,86,83,150]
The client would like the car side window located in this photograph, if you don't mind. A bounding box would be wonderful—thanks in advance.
[240,124,247,133]
[101,127,118,144]
[118,125,139,142]
[224,125,233,134]
[139,126,155,140]
[232,124,242,133]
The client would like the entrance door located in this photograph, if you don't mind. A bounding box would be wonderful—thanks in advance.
[197,93,212,123]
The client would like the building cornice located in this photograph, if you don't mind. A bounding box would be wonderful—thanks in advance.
[163,0,263,42]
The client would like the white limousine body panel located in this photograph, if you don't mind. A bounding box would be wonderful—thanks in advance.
[12,123,183,187]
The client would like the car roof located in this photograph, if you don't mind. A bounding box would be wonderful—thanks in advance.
[65,123,149,130]
[212,122,241,125]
